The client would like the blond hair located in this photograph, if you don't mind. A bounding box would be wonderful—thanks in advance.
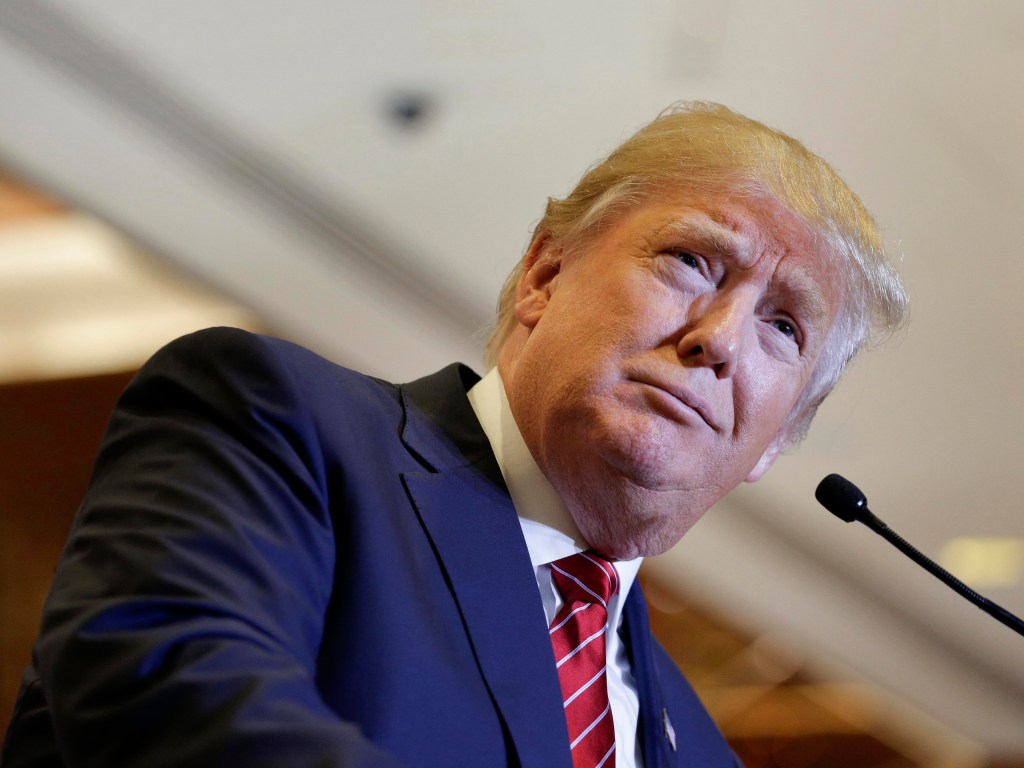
[485,101,907,447]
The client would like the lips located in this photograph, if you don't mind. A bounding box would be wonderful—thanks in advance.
[630,375,720,431]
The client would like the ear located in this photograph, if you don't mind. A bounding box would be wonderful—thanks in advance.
[513,235,562,329]
[744,435,784,483]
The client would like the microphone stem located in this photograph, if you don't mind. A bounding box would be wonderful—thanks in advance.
[860,513,1024,638]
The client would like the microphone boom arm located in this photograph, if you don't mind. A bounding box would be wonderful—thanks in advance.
[815,473,1024,638]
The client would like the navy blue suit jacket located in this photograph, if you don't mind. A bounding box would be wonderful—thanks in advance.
[2,328,739,767]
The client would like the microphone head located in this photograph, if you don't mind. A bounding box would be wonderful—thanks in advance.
[815,473,868,523]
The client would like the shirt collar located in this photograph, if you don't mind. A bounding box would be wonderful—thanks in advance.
[466,367,642,583]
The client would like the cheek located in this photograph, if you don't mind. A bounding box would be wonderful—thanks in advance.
[600,409,680,466]
[583,397,719,491]
[735,370,804,445]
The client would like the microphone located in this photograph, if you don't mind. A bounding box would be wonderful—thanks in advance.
[815,473,1024,638]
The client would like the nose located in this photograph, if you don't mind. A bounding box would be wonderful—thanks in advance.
[677,294,753,379]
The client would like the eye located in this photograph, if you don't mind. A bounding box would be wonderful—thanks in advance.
[771,318,796,339]
[767,316,807,354]
[660,248,717,290]
[673,251,702,270]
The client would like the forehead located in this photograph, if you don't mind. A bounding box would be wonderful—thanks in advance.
[619,188,836,281]
[642,188,820,259]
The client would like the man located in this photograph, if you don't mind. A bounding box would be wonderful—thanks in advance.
[1,102,906,767]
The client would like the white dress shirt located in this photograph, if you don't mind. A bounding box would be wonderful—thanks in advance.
[467,367,644,768]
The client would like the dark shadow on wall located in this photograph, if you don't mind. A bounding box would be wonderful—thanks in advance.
[0,369,134,731]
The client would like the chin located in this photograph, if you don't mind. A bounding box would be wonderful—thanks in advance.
[590,418,695,488]
[548,412,715,555]
[583,520,691,561]
[569,484,708,561]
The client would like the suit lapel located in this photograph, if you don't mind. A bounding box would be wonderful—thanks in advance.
[626,585,743,767]
[623,586,673,768]
[398,366,572,768]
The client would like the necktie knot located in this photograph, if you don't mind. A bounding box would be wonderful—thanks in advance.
[550,551,618,607]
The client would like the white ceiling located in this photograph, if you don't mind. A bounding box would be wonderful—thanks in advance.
[0,0,1021,755]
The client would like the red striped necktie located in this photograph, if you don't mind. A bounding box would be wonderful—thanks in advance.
[548,551,619,768]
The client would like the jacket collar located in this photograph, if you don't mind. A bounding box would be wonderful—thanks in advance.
[398,364,503,480]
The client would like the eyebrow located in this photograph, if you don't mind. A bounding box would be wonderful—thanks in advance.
[660,218,753,264]
[790,284,829,323]
[775,269,833,336]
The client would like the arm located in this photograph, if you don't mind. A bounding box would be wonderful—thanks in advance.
[35,328,402,767]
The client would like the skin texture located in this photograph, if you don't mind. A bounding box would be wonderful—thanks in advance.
[498,188,843,560]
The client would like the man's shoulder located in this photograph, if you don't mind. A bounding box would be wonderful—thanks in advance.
[137,326,399,404]
[134,327,482,443]
[110,328,406,452]
[149,326,373,381]
[152,326,474,394]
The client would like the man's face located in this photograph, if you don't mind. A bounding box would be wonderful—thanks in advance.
[499,187,843,559]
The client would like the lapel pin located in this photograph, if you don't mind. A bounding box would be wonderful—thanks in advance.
[662,707,677,752]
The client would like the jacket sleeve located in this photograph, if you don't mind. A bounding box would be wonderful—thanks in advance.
[31,328,403,767]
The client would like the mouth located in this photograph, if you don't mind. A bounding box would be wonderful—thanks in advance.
[630,376,719,431]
